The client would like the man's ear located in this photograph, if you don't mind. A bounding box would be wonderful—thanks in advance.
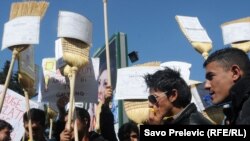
[231,65,242,81]
[168,89,178,103]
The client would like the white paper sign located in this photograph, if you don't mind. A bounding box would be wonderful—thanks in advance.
[115,66,160,100]
[176,15,212,43]
[222,22,250,45]
[55,39,66,69]
[40,58,99,111]
[160,61,191,83]
[0,85,39,141]
[2,16,40,50]
[58,11,92,46]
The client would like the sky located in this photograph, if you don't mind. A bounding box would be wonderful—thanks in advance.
[0,0,250,82]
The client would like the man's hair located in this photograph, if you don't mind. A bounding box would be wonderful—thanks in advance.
[144,67,191,107]
[75,107,90,128]
[23,108,46,127]
[0,119,13,131]
[203,47,250,75]
[118,122,139,141]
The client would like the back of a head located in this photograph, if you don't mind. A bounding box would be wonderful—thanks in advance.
[203,47,250,75]
[144,67,191,107]
[23,108,46,127]
[118,122,139,141]
[0,119,13,131]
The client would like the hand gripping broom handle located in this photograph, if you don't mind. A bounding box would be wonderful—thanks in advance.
[66,67,78,131]
[103,0,111,86]
[0,48,18,112]
[24,89,33,141]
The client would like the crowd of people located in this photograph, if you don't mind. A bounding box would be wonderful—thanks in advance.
[1,47,250,141]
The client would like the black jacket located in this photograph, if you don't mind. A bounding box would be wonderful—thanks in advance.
[164,103,213,125]
[225,76,250,125]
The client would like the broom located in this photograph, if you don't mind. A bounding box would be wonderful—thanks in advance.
[61,37,91,130]
[221,17,250,53]
[175,15,212,59]
[95,0,112,132]
[2,1,48,141]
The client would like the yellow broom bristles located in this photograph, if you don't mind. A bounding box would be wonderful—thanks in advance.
[9,1,49,20]
[61,38,90,69]
[122,62,160,124]
[124,100,149,124]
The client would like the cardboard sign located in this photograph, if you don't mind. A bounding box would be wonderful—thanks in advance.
[2,16,40,50]
[176,15,212,43]
[0,85,39,141]
[58,11,92,46]
[40,58,99,111]
[18,46,35,81]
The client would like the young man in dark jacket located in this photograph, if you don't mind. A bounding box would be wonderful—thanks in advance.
[145,67,212,125]
[203,47,250,125]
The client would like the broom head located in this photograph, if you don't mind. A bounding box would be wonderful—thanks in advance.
[124,100,149,124]
[9,1,49,20]
[61,38,90,69]
[123,61,160,124]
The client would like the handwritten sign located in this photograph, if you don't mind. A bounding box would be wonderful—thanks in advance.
[115,66,159,100]
[221,22,250,45]
[2,16,40,50]
[0,85,39,141]
[58,11,92,46]
[40,58,99,111]
[176,15,212,43]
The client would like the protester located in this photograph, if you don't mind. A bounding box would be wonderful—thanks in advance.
[118,122,139,141]
[59,105,107,141]
[144,67,213,125]
[0,119,13,141]
[22,108,48,141]
[203,47,250,125]
[60,86,116,141]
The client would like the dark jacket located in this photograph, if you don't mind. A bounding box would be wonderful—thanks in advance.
[225,76,250,125]
[164,103,213,125]
[100,103,118,141]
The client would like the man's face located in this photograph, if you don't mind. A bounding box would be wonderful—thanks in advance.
[24,121,44,140]
[148,89,173,118]
[204,61,235,104]
[0,128,11,141]
[64,114,87,139]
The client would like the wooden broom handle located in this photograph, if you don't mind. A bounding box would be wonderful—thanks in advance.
[24,90,33,141]
[103,0,111,86]
[66,67,77,131]
[0,48,18,112]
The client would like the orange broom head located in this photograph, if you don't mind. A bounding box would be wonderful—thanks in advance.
[9,1,49,20]
[61,38,90,69]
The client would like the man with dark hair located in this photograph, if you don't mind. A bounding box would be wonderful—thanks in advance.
[118,122,139,141]
[23,108,47,141]
[203,47,250,125]
[0,119,13,141]
[145,67,212,125]
[60,86,116,141]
